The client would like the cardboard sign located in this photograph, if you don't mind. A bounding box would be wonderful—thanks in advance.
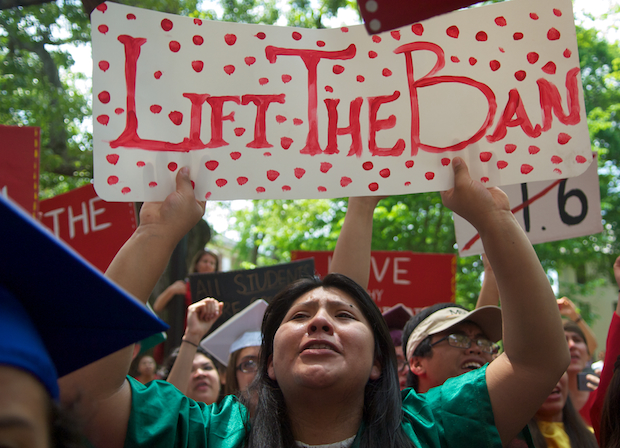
[291,250,455,313]
[91,0,591,202]
[453,152,603,256]
[39,183,138,272]
[188,258,315,332]
[0,125,40,216]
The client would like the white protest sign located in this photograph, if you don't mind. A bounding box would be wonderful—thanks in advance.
[91,0,592,201]
[453,152,603,257]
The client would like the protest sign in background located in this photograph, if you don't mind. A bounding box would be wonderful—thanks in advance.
[92,0,591,202]
[291,250,455,313]
[454,152,603,257]
[0,125,40,216]
[189,258,315,332]
[39,184,137,272]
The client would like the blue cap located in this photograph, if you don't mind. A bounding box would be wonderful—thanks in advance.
[0,194,168,399]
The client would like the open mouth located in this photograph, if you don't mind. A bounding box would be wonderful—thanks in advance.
[301,341,339,353]
[461,361,482,370]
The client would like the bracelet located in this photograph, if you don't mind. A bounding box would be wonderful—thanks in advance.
[575,316,582,324]
[182,338,199,348]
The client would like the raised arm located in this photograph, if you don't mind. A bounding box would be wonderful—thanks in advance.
[153,280,187,314]
[167,298,223,394]
[58,167,205,448]
[558,296,598,357]
[329,196,382,288]
[475,253,500,308]
[441,158,569,446]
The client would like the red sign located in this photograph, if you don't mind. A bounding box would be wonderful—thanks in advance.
[0,125,40,216]
[39,184,137,272]
[291,250,456,313]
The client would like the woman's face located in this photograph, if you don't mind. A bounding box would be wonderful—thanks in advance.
[0,366,51,448]
[268,287,380,399]
[138,356,156,376]
[235,346,260,392]
[565,331,588,374]
[535,372,569,422]
[188,353,221,404]
[196,253,217,274]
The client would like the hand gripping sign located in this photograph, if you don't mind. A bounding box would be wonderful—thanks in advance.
[91,0,591,202]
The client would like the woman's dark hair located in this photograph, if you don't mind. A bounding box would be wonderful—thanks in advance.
[528,396,598,448]
[562,320,589,355]
[225,348,242,396]
[50,398,85,448]
[401,303,468,391]
[600,355,620,448]
[189,249,220,274]
[245,273,414,448]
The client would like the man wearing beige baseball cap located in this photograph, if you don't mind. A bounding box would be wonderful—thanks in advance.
[402,303,502,393]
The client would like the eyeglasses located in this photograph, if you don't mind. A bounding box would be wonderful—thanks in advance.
[236,356,258,373]
[397,358,409,373]
[430,333,499,355]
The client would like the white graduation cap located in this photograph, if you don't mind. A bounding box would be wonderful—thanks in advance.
[200,299,268,366]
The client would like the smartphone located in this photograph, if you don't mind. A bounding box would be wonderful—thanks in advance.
[577,368,598,391]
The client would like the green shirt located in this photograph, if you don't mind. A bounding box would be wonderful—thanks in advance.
[125,365,502,448]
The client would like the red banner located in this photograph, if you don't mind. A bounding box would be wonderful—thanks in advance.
[0,125,40,216]
[291,250,456,314]
[40,184,137,272]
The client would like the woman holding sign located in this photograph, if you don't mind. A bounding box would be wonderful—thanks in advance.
[59,161,569,448]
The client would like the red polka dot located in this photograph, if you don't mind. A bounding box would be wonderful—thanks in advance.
[225,34,237,45]
[320,162,333,173]
[281,137,293,149]
[530,12,539,20]
[382,68,392,77]
[551,156,563,164]
[367,52,378,60]
[168,111,183,125]
[405,160,414,168]
[161,19,173,31]
[224,65,235,75]
[256,32,266,39]
[405,181,411,186]
[169,41,181,52]
[282,185,291,191]
[576,155,587,163]
[391,30,401,40]
[505,144,516,153]
[205,160,219,171]
[425,172,435,180]
[191,181,195,189]
[99,61,110,71]
[194,18,202,25]
[115,108,124,115]
[515,70,527,81]
[475,31,488,41]
[106,154,119,165]
[276,115,287,123]
[192,61,204,72]
[368,182,379,191]
[542,61,556,74]
[325,86,333,93]
[317,41,325,47]
[527,52,539,64]
[490,60,500,71]
[553,8,562,16]
[96,3,106,12]
[441,158,450,166]
[528,145,540,154]
[379,168,391,178]
[481,177,489,183]
[497,160,508,169]
[521,164,534,174]
[282,74,292,83]
[340,177,352,187]
[154,71,162,79]
[98,91,110,103]
[412,23,424,35]
[499,47,505,53]
[216,179,228,187]
[97,115,109,126]
[259,77,269,85]
[469,57,477,66]
[563,49,572,58]
[234,127,245,136]
[149,181,157,187]
[245,56,256,66]
[333,65,345,74]
[372,35,381,43]
[121,187,131,195]
[137,161,145,167]
[107,176,118,185]
[318,186,327,192]
[98,24,109,34]
[451,56,460,63]
[205,192,212,199]
[547,28,560,40]
[237,176,248,185]
[362,161,373,170]
[357,75,365,82]
[292,31,302,40]
[558,133,571,144]
[230,152,242,160]
[554,168,562,175]
[447,26,459,38]
[193,35,204,45]
[168,162,178,171]
[513,32,524,40]
[495,16,507,26]
[480,152,492,162]
[293,118,303,126]
[294,168,306,179]
[341,27,349,32]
